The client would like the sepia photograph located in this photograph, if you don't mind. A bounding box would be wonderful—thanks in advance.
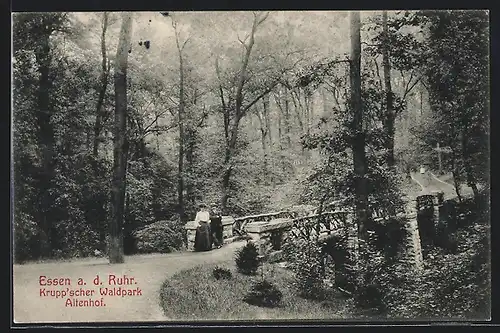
[11,10,490,324]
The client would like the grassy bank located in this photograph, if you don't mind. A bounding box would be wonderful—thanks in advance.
[159,261,363,321]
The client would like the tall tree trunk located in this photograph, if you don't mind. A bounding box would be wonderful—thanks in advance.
[172,19,190,222]
[184,92,199,214]
[263,94,272,148]
[35,32,54,258]
[256,105,269,180]
[350,11,370,239]
[277,100,283,148]
[185,127,195,211]
[221,123,239,214]
[177,64,185,222]
[284,87,291,147]
[290,90,304,133]
[93,12,110,158]
[382,11,395,168]
[110,12,133,264]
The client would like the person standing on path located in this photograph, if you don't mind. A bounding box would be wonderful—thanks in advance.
[194,203,211,251]
[210,203,223,249]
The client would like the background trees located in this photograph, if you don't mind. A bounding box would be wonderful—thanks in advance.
[12,10,489,263]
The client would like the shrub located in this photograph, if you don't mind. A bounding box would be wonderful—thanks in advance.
[235,241,261,275]
[133,219,185,254]
[365,222,491,319]
[282,238,330,300]
[13,210,40,263]
[351,243,389,312]
[212,266,232,280]
[243,280,283,308]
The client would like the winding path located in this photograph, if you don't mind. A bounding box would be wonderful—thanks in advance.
[410,171,475,200]
[13,240,246,324]
[13,171,478,324]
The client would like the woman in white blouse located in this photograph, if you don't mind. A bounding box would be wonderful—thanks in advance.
[194,203,211,251]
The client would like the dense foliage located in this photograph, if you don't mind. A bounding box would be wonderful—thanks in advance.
[13,10,490,321]
[12,12,328,261]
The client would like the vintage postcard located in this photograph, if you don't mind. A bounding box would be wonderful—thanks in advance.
[11,10,490,325]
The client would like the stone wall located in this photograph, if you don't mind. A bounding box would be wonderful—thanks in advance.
[403,212,424,272]
[402,191,444,272]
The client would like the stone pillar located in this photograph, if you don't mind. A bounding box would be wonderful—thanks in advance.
[245,219,293,258]
[184,221,198,251]
[221,216,235,241]
[431,191,444,224]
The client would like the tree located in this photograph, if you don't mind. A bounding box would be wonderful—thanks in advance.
[215,12,272,213]
[171,18,191,222]
[381,11,395,168]
[93,12,111,158]
[110,12,133,264]
[350,11,370,238]
[13,13,72,258]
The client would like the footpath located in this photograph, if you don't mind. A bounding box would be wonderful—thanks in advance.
[13,240,245,323]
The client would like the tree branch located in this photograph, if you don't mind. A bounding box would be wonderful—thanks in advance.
[242,81,279,114]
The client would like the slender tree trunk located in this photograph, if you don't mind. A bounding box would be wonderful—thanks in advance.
[284,88,291,147]
[155,107,160,151]
[93,12,109,158]
[35,32,54,258]
[93,14,110,248]
[185,127,195,211]
[277,100,283,148]
[177,50,186,222]
[382,11,395,168]
[221,125,239,214]
[291,90,304,133]
[110,12,133,264]
[185,91,199,214]
[263,94,272,148]
[305,92,311,137]
[350,11,370,238]
[256,105,269,180]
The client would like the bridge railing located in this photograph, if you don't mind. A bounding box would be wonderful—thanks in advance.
[289,211,350,240]
[244,210,352,260]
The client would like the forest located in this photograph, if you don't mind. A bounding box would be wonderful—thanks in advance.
[12,9,488,272]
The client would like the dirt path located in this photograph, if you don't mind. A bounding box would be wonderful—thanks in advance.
[410,171,466,200]
[13,241,245,324]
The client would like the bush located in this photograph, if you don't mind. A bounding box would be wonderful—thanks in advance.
[235,241,261,275]
[243,280,283,308]
[13,210,40,263]
[212,266,232,280]
[351,242,389,312]
[282,238,330,300]
[133,219,185,254]
[363,222,491,319]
